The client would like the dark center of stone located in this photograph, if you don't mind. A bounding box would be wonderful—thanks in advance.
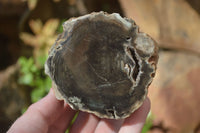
[52,18,141,118]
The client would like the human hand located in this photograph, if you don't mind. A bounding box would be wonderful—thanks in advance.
[8,88,150,133]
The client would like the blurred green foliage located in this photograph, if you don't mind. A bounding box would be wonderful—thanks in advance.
[18,18,60,104]
[18,56,51,103]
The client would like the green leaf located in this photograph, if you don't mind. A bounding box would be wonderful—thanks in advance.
[21,107,28,114]
[19,72,34,85]
[142,112,153,133]
[57,19,66,33]
[18,56,26,65]
[31,88,46,103]
[44,77,52,90]
[30,65,38,73]
[65,112,78,133]
[36,55,48,67]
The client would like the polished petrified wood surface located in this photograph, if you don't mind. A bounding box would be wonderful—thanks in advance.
[45,12,158,119]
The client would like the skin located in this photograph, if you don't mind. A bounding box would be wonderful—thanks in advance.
[7,88,150,133]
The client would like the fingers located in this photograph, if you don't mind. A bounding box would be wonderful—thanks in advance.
[94,98,150,133]
[28,88,66,125]
[8,89,77,133]
[8,88,150,133]
[8,89,63,133]
[71,97,150,133]
[70,112,100,133]
[48,104,76,133]
[7,106,49,133]
[33,89,77,132]
[94,118,124,133]
[118,97,151,133]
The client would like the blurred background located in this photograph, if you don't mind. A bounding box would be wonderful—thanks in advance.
[0,0,200,132]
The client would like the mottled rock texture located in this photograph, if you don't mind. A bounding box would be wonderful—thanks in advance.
[45,12,158,119]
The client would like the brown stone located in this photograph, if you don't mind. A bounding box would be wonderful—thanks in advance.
[45,12,158,119]
[148,51,200,133]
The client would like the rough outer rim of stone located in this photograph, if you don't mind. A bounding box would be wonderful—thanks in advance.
[45,11,159,119]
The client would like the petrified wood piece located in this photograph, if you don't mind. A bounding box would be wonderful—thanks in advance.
[45,12,158,119]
